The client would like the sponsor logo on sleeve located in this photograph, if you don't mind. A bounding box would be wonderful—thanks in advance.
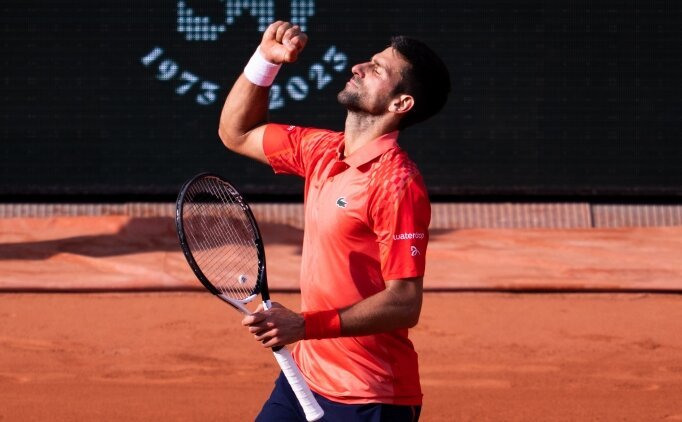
[393,232,425,241]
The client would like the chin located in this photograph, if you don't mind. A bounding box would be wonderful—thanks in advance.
[337,90,360,110]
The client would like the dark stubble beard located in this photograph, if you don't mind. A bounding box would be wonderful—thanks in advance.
[337,86,388,116]
[337,87,363,112]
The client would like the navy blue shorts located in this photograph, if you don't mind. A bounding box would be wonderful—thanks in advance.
[255,372,421,422]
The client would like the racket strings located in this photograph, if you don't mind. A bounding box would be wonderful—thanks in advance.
[196,209,254,294]
[185,201,257,299]
[183,178,261,300]
[187,204,255,297]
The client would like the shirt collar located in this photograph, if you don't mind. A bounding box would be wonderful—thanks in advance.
[337,130,400,168]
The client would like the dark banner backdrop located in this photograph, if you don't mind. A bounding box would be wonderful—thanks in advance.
[2,1,680,198]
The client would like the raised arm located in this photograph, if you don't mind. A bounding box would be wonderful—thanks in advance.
[218,21,308,163]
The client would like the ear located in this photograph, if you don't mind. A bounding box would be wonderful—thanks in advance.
[388,94,414,114]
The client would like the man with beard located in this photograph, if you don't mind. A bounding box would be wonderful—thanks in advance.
[219,21,450,421]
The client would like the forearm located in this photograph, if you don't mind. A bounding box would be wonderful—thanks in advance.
[305,278,424,339]
[339,279,423,336]
[218,73,269,152]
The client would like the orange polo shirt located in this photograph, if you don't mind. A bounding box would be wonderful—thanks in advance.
[263,123,430,405]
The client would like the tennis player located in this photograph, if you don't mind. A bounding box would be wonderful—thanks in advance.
[219,21,450,421]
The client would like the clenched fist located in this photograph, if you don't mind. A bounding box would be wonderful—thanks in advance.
[258,21,308,64]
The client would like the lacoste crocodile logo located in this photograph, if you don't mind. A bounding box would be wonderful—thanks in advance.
[336,197,347,208]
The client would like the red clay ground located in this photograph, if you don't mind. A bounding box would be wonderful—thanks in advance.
[1,216,682,420]
[1,292,682,421]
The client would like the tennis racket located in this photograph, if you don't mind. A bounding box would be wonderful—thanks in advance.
[176,173,324,422]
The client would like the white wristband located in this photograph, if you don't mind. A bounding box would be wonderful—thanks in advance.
[243,47,282,87]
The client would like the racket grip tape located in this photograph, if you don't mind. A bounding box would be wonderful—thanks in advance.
[272,347,325,421]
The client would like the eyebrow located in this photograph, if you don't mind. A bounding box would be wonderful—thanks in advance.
[371,56,390,73]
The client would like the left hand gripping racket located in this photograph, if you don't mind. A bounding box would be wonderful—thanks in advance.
[176,173,324,422]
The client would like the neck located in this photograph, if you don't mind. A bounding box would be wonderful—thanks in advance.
[343,111,398,157]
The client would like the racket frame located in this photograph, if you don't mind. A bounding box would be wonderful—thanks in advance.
[175,172,324,421]
[176,172,273,313]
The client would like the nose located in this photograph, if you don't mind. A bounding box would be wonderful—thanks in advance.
[351,62,367,78]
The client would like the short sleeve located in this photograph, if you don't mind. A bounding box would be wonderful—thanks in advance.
[263,124,334,177]
[371,171,431,281]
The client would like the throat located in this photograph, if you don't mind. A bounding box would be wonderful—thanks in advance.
[343,114,392,157]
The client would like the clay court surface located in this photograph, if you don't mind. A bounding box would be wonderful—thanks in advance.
[1,215,682,421]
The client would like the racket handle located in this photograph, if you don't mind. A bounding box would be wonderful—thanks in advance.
[272,347,325,421]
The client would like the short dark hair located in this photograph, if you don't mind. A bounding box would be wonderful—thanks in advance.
[390,36,451,130]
